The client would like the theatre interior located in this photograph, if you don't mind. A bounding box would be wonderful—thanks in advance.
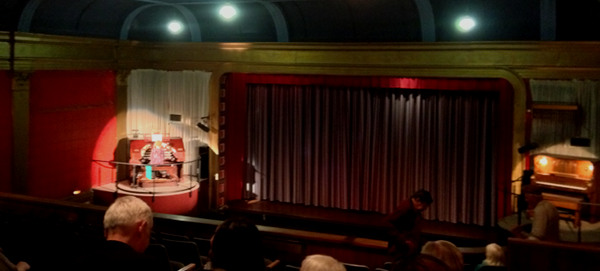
[1,0,600,270]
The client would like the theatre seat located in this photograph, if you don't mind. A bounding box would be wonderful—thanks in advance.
[161,238,205,267]
[145,243,185,271]
[266,259,282,271]
[343,262,371,271]
[476,266,507,271]
[177,263,197,271]
[192,237,212,256]
[160,231,191,241]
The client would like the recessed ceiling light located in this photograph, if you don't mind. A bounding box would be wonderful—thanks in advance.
[456,16,476,32]
[167,20,184,34]
[219,4,237,20]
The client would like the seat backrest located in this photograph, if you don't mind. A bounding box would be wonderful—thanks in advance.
[177,263,197,271]
[192,237,212,256]
[160,232,191,241]
[145,243,178,271]
[476,266,507,271]
[266,259,282,270]
[381,261,392,271]
[343,262,370,271]
[507,237,600,271]
[161,238,203,266]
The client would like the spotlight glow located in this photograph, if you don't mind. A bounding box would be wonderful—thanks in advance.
[167,21,184,34]
[539,156,548,166]
[456,16,476,32]
[219,4,237,20]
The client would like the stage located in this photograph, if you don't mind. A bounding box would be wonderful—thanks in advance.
[498,212,600,243]
[92,179,201,216]
[223,200,506,246]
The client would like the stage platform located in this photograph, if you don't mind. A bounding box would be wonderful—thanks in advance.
[222,200,507,247]
[499,213,600,243]
[92,179,201,216]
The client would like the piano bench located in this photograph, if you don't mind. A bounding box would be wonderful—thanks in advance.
[542,193,582,228]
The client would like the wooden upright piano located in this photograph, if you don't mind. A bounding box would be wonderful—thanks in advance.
[531,153,600,224]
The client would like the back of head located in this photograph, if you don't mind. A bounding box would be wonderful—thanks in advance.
[483,243,505,266]
[412,190,433,205]
[420,240,463,271]
[104,196,153,232]
[300,254,346,271]
[211,216,265,271]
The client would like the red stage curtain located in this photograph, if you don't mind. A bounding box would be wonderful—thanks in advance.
[28,70,116,198]
[0,71,12,192]
[224,73,513,224]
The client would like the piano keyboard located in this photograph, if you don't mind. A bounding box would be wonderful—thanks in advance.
[535,180,588,191]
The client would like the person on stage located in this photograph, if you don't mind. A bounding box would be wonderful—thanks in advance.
[133,134,179,186]
[386,189,433,260]
[512,187,560,242]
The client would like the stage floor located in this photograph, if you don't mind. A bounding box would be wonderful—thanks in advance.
[224,200,505,246]
[498,213,600,243]
[101,179,200,195]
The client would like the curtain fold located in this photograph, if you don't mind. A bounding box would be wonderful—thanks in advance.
[0,71,12,192]
[529,79,600,158]
[245,79,502,226]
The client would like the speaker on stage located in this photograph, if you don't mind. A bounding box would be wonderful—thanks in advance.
[198,145,209,180]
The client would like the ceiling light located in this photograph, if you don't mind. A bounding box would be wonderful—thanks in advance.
[456,16,476,32]
[167,20,184,34]
[219,4,237,20]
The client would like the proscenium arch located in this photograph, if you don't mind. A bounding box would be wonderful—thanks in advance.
[120,3,202,41]
[17,0,44,32]
[257,0,289,42]
[214,66,524,219]
[412,0,436,42]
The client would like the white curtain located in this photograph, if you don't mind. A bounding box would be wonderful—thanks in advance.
[529,79,600,159]
[127,69,212,174]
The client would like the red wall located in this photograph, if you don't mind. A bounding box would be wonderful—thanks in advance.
[28,70,116,198]
[0,71,12,192]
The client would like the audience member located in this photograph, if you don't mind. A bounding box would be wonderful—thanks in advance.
[300,254,346,271]
[386,189,433,259]
[420,240,463,271]
[528,197,560,241]
[0,249,30,271]
[473,243,505,271]
[209,216,266,271]
[513,191,560,242]
[75,195,167,271]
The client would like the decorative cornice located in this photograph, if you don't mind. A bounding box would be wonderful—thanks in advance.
[0,32,598,78]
